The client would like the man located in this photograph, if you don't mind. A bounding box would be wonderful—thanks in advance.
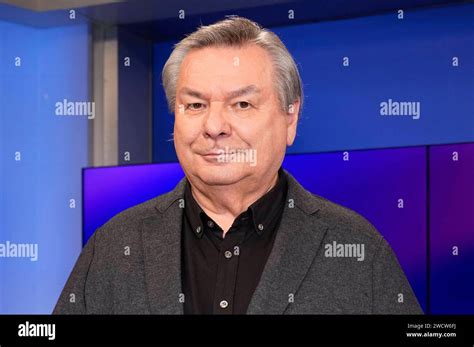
[54,16,422,314]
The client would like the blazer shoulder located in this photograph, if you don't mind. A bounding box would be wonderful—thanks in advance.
[92,179,186,245]
[284,169,382,245]
[307,192,383,246]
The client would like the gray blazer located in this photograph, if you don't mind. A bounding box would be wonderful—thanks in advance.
[53,169,423,314]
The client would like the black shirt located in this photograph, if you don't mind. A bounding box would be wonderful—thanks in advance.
[181,168,288,314]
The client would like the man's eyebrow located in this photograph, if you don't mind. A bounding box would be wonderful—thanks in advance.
[178,85,261,100]
[179,87,205,99]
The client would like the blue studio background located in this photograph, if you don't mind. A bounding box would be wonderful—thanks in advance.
[0,21,89,313]
[0,0,473,315]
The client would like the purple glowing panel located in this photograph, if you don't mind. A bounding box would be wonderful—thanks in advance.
[283,148,427,312]
[430,143,474,314]
[83,163,184,245]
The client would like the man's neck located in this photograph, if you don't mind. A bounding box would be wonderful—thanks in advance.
[188,171,279,235]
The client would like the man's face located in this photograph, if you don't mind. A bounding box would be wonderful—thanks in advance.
[174,44,299,186]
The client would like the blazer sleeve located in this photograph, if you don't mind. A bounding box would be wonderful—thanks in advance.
[52,232,97,314]
[372,236,424,314]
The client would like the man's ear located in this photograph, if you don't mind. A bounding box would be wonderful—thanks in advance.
[286,98,300,146]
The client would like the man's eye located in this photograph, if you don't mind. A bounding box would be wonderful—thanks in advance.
[235,101,251,110]
[187,103,204,110]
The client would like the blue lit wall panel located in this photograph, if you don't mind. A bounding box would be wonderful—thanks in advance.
[283,148,427,312]
[277,4,474,154]
[0,21,40,313]
[83,163,184,245]
[430,143,474,314]
[0,22,89,313]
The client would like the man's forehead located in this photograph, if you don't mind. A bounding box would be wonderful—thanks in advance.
[177,45,273,99]
[181,44,272,74]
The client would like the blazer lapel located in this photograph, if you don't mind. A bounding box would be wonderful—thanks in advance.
[141,179,187,314]
[247,170,330,314]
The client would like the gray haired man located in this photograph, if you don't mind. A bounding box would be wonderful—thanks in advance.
[54,16,422,315]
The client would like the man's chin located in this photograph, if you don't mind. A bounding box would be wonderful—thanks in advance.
[194,167,249,186]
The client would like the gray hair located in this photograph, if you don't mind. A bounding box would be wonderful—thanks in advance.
[161,16,303,117]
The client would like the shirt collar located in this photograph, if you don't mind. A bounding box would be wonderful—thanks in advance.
[183,167,288,238]
[248,167,288,235]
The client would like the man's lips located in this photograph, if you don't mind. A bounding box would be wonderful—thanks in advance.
[199,150,225,156]
[198,150,229,164]
[200,152,224,164]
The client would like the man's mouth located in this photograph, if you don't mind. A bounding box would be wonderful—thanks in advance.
[200,148,226,156]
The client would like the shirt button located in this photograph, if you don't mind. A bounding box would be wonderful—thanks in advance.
[224,250,232,259]
[196,226,202,234]
[207,220,214,228]
[219,300,228,309]
[258,223,264,231]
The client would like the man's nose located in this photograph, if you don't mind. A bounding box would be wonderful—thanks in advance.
[203,102,231,139]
